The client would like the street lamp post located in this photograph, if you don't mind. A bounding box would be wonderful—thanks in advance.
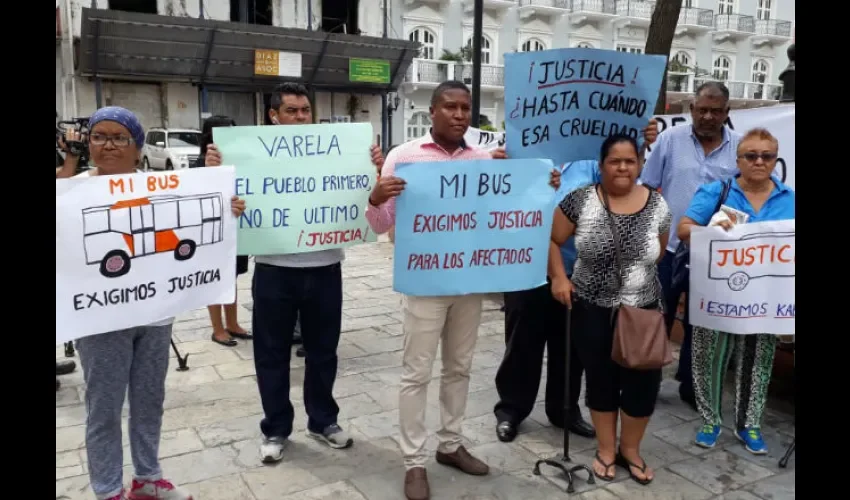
[387,93,401,149]
[778,43,795,102]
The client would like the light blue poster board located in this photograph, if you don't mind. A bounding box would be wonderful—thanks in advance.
[393,158,555,296]
[213,123,377,255]
[504,47,666,166]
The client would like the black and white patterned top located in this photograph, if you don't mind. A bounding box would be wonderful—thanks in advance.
[559,185,672,309]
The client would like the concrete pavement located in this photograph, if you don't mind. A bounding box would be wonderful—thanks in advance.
[56,239,795,500]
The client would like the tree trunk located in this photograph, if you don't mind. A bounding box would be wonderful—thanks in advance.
[644,0,684,114]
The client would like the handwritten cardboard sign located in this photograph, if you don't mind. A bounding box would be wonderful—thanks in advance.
[214,123,377,255]
[56,168,238,343]
[504,47,666,165]
[392,159,555,296]
[688,220,795,335]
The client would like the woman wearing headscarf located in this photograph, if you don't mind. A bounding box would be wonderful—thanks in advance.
[677,128,795,454]
[72,107,245,500]
[196,115,252,347]
[549,134,671,485]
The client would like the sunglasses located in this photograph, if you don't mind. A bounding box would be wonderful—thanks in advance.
[738,152,777,162]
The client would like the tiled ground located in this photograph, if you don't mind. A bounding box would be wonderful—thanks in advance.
[56,239,795,500]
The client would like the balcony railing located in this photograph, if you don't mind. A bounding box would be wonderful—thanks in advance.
[755,19,792,37]
[405,59,454,86]
[715,13,756,33]
[616,0,655,19]
[570,0,617,15]
[456,63,505,87]
[404,59,505,89]
[678,7,713,27]
[693,77,783,100]
[519,0,570,8]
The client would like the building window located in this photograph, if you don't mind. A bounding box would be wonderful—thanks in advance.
[522,38,546,52]
[465,35,493,64]
[109,0,157,14]
[757,0,772,20]
[616,45,643,55]
[407,112,431,141]
[576,42,594,48]
[684,0,694,7]
[718,0,734,15]
[712,55,732,80]
[751,58,770,95]
[409,28,437,60]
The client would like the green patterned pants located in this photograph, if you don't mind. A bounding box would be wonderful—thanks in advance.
[691,328,777,430]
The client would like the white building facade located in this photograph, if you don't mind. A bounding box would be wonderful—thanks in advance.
[397,0,794,144]
[56,1,794,148]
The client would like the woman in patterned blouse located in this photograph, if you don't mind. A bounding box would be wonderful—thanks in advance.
[548,133,672,486]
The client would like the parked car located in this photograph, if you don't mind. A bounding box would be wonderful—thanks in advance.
[142,128,202,171]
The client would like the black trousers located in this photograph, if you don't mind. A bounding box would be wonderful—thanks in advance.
[494,282,584,426]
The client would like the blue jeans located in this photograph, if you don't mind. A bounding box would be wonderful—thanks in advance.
[658,251,694,398]
[251,263,343,438]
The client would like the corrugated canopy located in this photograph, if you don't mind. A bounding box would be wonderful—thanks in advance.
[77,8,420,93]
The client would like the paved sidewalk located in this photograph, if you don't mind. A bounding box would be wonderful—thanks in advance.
[56,240,795,500]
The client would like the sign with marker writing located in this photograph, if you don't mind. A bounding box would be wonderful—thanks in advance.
[504,47,666,165]
[56,168,238,344]
[214,123,378,255]
[688,220,795,335]
[392,158,555,296]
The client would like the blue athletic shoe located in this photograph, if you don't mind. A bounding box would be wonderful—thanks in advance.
[695,424,722,448]
[736,427,768,455]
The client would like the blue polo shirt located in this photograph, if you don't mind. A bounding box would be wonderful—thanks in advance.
[554,160,601,276]
[684,174,795,225]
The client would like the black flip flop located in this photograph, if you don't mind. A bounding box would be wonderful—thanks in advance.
[593,451,616,481]
[228,330,253,340]
[211,333,237,347]
[615,450,653,485]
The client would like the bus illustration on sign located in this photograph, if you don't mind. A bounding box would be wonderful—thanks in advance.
[82,193,224,278]
[708,231,795,291]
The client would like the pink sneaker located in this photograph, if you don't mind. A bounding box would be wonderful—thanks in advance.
[127,478,193,500]
[103,490,126,500]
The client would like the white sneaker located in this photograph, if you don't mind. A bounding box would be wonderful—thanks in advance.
[260,436,288,464]
[307,423,354,449]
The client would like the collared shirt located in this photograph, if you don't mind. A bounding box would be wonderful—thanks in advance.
[640,125,741,252]
[365,134,492,234]
[555,160,600,276]
[684,174,795,225]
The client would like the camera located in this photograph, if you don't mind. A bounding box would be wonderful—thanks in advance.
[56,116,91,174]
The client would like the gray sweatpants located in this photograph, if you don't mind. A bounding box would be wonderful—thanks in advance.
[76,324,173,499]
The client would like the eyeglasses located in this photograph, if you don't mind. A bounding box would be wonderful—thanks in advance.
[738,152,777,162]
[90,133,135,147]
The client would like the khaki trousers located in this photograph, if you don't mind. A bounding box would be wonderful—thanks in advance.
[398,294,483,469]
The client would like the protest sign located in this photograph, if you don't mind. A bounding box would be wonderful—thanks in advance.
[688,220,795,335]
[214,123,377,255]
[392,158,555,296]
[504,47,666,165]
[56,168,238,343]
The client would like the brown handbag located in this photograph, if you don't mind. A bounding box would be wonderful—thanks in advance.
[600,186,673,371]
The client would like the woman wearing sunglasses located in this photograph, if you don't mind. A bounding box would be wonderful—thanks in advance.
[677,128,795,455]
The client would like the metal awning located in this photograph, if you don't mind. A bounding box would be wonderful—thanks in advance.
[77,8,420,94]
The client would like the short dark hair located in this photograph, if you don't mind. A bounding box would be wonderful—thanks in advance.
[200,115,237,157]
[695,81,730,101]
[430,80,470,107]
[270,82,310,110]
[599,133,639,164]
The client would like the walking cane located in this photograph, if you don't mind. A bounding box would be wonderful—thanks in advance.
[533,305,594,493]
[170,339,190,371]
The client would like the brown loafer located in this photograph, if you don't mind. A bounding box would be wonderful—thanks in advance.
[435,445,489,476]
[404,467,430,500]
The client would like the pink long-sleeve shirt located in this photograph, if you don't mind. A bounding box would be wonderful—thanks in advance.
[365,134,492,235]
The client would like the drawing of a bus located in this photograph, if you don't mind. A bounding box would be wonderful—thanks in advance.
[82,193,224,278]
[708,231,795,291]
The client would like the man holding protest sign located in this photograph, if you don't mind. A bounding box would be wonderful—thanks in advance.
[640,82,742,410]
[205,83,385,463]
[366,80,560,500]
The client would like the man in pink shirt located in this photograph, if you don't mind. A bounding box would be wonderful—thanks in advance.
[366,81,558,500]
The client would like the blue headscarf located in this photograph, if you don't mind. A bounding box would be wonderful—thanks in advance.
[89,106,145,149]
